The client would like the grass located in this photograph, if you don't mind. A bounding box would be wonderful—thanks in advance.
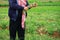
[0,0,60,6]
[0,6,60,40]
[0,7,9,29]
[25,6,60,39]
[0,30,9,40]
[0,0,8,6]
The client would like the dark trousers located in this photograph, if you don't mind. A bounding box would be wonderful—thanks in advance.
[9,14,25,40]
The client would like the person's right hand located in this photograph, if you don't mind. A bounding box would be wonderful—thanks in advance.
[24,7,28,11]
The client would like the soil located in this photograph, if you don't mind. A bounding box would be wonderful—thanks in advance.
[37,27,60,38]
[52,31,60,38]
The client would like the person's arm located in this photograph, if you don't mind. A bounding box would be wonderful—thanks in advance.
[9,0,24,10]
[26,1,31,9]
[26,1,37,9]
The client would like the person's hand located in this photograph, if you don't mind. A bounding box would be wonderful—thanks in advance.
[24,7,28,11]
[32,2,37,7]
[28,2,37,8]
[29,4,33,8]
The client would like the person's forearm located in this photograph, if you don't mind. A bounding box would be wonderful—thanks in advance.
[24,3,37,11]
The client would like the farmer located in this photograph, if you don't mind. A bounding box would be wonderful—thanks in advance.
[8,0,37,40]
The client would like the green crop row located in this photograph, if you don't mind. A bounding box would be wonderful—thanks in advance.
[0,0,60,7]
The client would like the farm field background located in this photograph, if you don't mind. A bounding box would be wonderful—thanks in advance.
[0,0,60,40]
[0,0,60,6]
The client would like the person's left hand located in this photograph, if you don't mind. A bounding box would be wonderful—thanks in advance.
[32,2,37,7]
[28,2,38,9]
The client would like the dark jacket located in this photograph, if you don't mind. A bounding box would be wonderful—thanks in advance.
[8,0,29,21]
